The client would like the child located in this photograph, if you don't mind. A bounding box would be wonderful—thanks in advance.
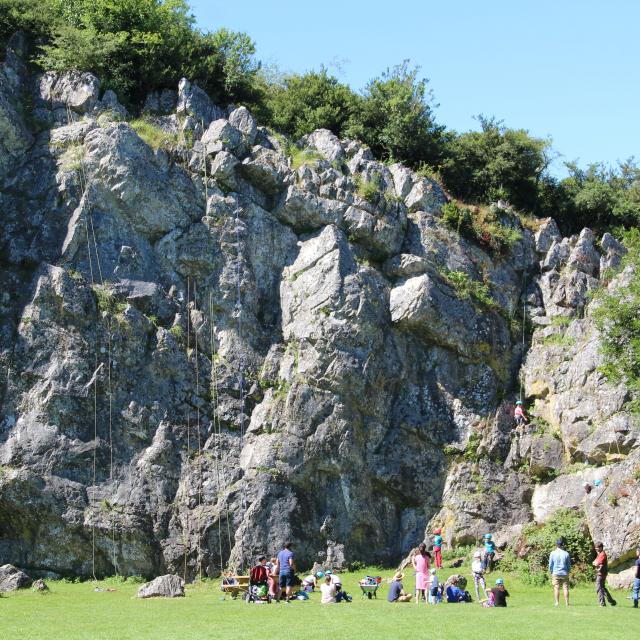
[429,568,440,604]
[483,534,496,572]
[490,578,509,607]
[514,400,528,427]
[471,550,488,601]
[433,528,443,569]
[320,574,336,604]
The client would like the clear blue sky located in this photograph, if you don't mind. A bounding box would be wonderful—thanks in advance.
[190,0,639,177]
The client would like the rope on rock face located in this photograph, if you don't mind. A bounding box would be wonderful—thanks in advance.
[183,276,192,583]
[209,292,226,574]
[67,101,118,578]
[193,280,204,582]
[234,204,249,573]
[519,239,528,403]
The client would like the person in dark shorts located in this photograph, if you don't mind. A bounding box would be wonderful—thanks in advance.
[276,541,296,601]
[632,548,640,608]
[592,542,616,607]
[490,578,510,607]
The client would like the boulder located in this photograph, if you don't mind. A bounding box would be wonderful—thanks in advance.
[404,178,447,214]
[228,106,257,145]
[32,579,49,591]
[303,129,345,163]
[201,119,245,157]
[37,71,100,114]
[0,564,32,591]
[534,218,561,254]
[176,78,222,126]
[137,574,185,598]
[100,89,128,119]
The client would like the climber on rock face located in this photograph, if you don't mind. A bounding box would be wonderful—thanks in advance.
[514,400,528,427]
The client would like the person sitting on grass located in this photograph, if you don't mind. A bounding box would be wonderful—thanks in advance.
[320,574,336,604]
[446,577,467,603]
[490,578,510,607]
[302,572,321,592]
[388,572,412,602]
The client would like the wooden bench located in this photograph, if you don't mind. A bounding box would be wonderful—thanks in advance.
[220,575,249,599]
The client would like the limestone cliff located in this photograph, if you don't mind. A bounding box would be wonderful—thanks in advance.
[0,38,637,578]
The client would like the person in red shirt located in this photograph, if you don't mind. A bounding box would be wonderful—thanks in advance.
[592,542,617,607]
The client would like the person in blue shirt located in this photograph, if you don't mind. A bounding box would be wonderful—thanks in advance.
[445,577,467,603]
[276,541,296,601]
[483,534,496,572]
[387,572,412,602]
[548,537,571,606]
[633,548,640,608]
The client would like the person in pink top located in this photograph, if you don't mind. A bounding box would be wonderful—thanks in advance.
[412,543,431,603]
[514,400,528,427]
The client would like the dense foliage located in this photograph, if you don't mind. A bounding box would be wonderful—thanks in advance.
[0,0,260,106]
[593,229,640,412]
[1,0,639,234]
[500,508,595,585]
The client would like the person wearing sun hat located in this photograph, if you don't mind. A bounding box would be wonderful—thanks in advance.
[490,578,510,607]
[388,572,412,602]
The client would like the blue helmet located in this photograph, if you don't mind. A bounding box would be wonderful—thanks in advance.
[316,571,325,578]
[495,578,504,585]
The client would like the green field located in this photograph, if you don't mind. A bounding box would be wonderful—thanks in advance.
[1,571,635,640]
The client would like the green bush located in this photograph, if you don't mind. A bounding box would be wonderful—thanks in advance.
[501,508,595,585]
[130,117,179,151]
[441,270,496,309]
[592,228,640,412]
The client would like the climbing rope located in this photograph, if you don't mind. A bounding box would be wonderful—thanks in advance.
[183,277,192,583]
[193,280,204,582]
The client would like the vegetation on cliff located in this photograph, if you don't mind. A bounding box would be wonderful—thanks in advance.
[2,0,638,236]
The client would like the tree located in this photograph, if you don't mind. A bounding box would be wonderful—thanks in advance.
[264,68,358,140]
[439,116,551,211]
[346,61,445,166]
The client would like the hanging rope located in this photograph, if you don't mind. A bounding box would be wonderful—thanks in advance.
[183,277,192,583]
[193,280,204,582]
[234,204,249,573]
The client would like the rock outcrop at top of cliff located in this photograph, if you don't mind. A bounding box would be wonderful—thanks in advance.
[0,39,638,578]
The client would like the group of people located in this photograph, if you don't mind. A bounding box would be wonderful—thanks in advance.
[248,535,640,609]
[249,543,350,603]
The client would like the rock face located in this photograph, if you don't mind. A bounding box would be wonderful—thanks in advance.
[0,41,638,578]
[0,564,32,591]
[137,574,185,598]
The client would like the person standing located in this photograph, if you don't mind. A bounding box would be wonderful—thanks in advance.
[433,529,443,569]
[483,534,496,572]
[276,541,296,601]
[632,548,640,608]
[549,537,571,606]
[411,543,431,603]
[592,542,617,607]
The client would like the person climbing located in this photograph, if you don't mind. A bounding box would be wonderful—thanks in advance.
[592,542,617,607]
[483,534,496,572]
[549,537,571,606]
[514,400,528,427]
[433,528,443,569]
[411,543,431,603]
[471,550,488,600]
[632,548,640,608]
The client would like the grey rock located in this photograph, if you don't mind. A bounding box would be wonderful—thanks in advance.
[210,150,239,190]
[137,574,185,598]
[201,119,245,157]
[0,564,32,591]
[37,71,100,114]
[143,89,178,115]
[228,106,257,145]
[176,78,222,126]
[534,218,561,254]
[388,163,414,199]
[303,129,345,163]
[100,89,128,119]
[566,228,600,277]
[238,147,291,195]
[32,578,49,591]
[600,232,626,274]
[404,178,447,214]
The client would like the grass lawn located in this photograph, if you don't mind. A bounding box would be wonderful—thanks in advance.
[1,570,635,640]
